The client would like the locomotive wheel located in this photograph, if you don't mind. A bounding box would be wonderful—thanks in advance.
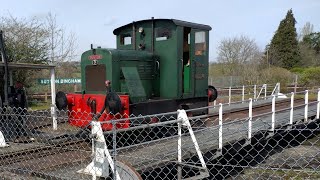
[208,85,218,102]
[105,92,122,114]
[56,91,68,110]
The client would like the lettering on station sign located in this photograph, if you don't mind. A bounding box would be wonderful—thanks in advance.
[38,78,81,85]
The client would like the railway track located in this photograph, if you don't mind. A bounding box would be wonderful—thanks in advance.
[213,97,304,115]
[0,139,89,166]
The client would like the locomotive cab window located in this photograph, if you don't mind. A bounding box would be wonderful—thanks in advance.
[156,28,171,41]
[120,33,132,45]
[195,31,206,55]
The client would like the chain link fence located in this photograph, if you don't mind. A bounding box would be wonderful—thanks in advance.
[0,90,320,179]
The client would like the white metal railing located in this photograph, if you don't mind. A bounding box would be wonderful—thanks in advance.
[215,88,320,151]
[215,83,281,106]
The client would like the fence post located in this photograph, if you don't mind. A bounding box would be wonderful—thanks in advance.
[178,117,182,180]
[112,120,117,180]
[242,85,245,103]
[228,87,231,105]
[290,92,294,125]
[264,84,267,100]
[294,75,298,94]
[317,89,320,119]
[305,90,309,122]
[219,103,223,151]
[50,67,57,130]
[254,85,257,101]
[271,95,275,132]
[248,98,252,142]
[74,84,77,92]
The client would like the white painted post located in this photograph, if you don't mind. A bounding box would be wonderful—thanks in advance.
[305,90,309,122]
[254,85,257,101]
[294,75,298,94]
[317,89,320,119]
[50,68,57,130]
[264,84,267,100]
[0,131,9,147]
[242,85,245,103]
[219,103,223,150]
[178,119,182,180]
[248,98,252,140]
[228,86,231,105]
[277,83,281,94]
[177,110,208,173]
[271,95,275,132]
[290,92,294,125]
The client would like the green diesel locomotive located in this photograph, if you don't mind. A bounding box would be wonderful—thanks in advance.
[56,18,217,130]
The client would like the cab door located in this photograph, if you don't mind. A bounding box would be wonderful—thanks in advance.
[193,30,209,97]
[181,27,194,97]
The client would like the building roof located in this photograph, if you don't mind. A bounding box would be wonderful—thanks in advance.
[0,62,55,70]
[113,18,212,35]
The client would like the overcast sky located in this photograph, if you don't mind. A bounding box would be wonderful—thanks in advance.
[1,0,319,61]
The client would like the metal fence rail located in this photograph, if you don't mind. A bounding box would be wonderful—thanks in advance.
[215,83,281,105]
[0,89,319,179]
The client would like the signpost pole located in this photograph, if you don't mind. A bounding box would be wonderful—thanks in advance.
[50,68,57,130]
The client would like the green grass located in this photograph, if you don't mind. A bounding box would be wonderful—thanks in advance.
[28,102,51,110]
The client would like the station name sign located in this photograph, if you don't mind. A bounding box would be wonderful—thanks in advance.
[38,78,81,85]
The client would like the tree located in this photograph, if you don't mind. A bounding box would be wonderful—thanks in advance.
[0,15,49,63]
[217,35,261,76]
[268,9,300,69]
[302,32,320,54]
[298,42,319,67]
[296,23,319,67]
[46,13,76,63]
[298,22,314,41]
[0,13,76,64]
[0,14,77,86]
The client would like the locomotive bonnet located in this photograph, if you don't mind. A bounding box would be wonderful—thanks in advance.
[56,18,218,130]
